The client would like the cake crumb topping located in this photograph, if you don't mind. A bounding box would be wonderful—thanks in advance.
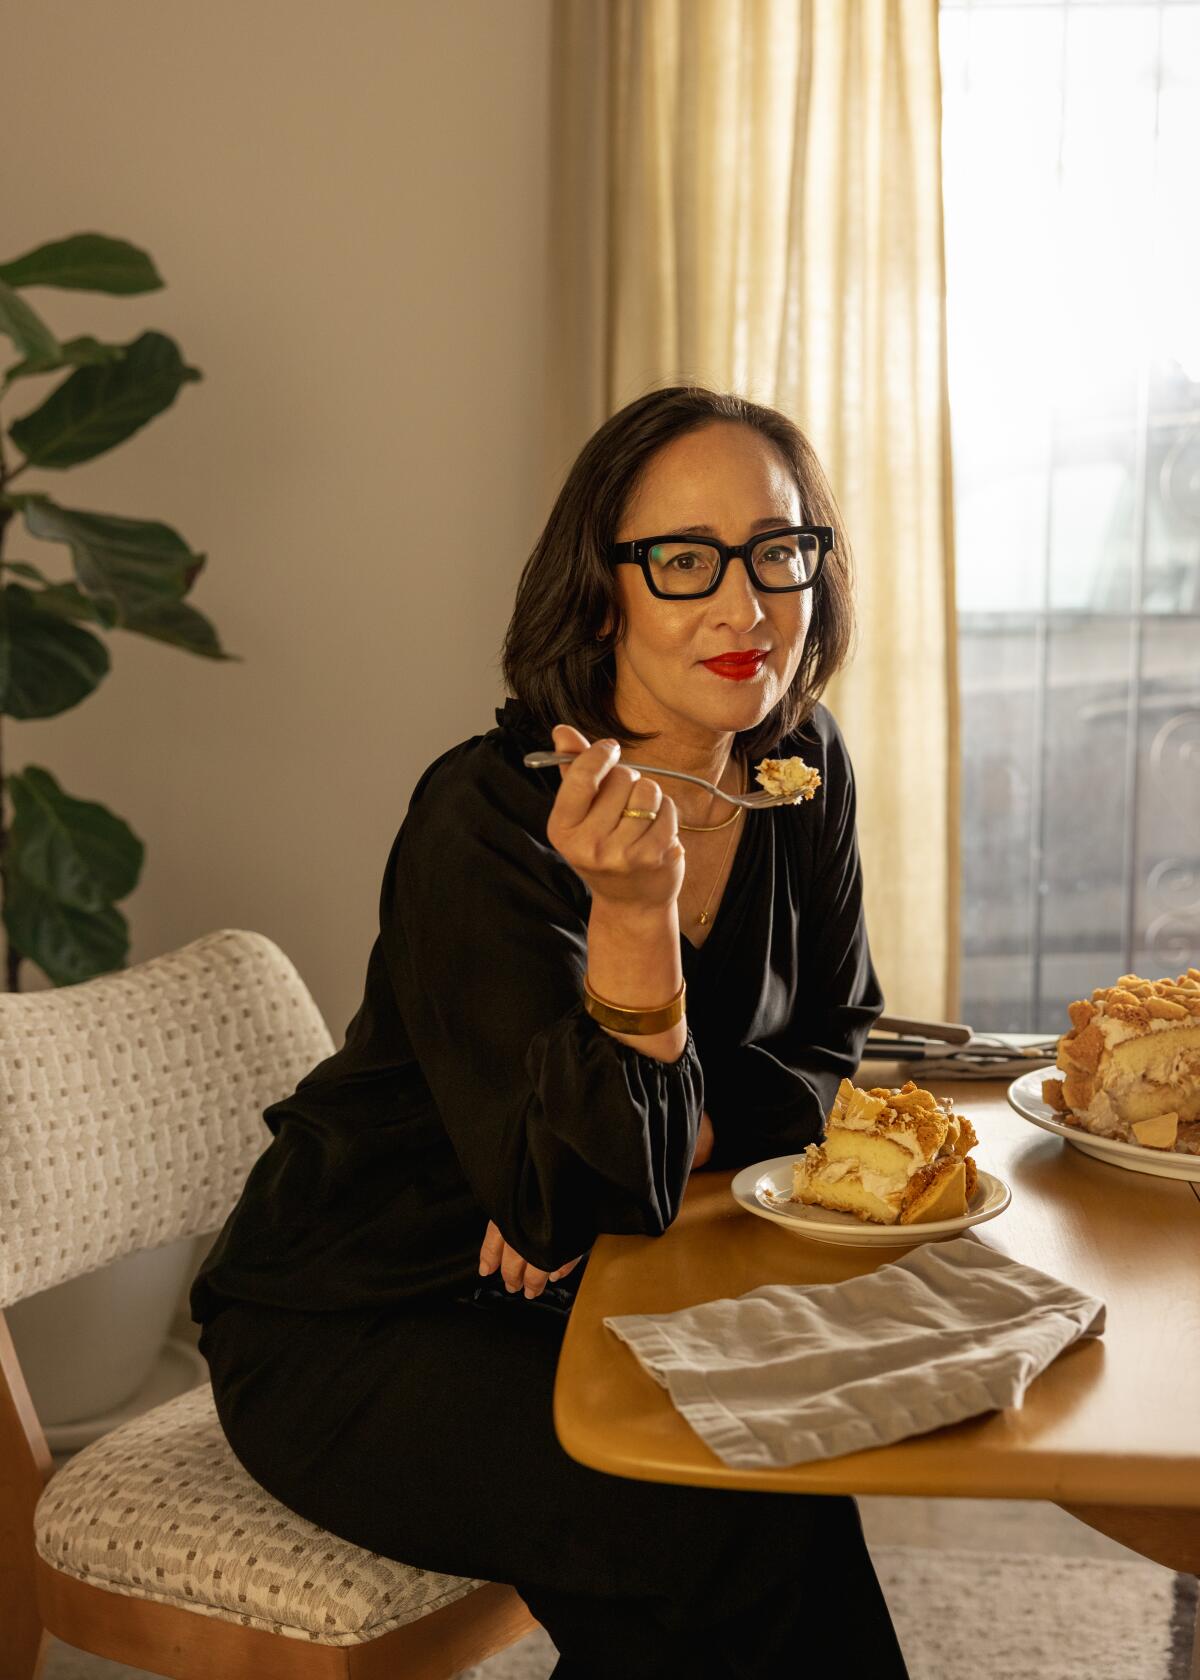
[754,756,822,803]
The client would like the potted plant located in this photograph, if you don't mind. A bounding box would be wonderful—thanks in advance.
[0,233,237,1434]
[0,230,236,991]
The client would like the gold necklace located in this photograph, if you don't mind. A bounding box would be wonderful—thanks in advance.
[689,803,744,927]
[678,755,745,832]
[682,759,746,927]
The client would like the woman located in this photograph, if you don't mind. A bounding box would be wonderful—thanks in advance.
[191,386,908,1677]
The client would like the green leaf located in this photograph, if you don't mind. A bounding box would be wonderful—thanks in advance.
[0,279,63,362]
[7,496,233,654]
[123,593,238,659]
[2,335,126,387]
[15,493,200,620]
[1,558,61,586]
[7,331,202,469]
[0,582,110,717]
[0,561,110,625]
[5,764,144,910]
[0,233,163,295]
[1,760,141,983]
[22,579,115,628]
[1,873,130,986]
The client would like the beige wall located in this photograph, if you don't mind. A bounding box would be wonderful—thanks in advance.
[5,0,553,1050]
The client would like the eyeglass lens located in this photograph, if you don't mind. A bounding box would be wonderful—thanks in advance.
[646,532,819,595]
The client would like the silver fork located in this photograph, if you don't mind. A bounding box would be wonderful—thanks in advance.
[521,751,794,810]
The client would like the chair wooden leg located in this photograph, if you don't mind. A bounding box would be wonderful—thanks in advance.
[0,1620,49,1680]
[0,1312,55,1680]
[0,1461,48,1680]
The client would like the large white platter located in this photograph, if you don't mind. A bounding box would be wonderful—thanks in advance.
[1007,1066,1200,1182]
[729,1154,1011,1247]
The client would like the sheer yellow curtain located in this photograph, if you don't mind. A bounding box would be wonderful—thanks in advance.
[547,0,959,1019]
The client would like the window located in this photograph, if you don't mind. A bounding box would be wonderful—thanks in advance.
[940,0,1200,1029]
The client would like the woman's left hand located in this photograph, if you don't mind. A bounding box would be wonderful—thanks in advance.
[478,1223,583,1298]
[692,1109,715,1169]
[477,1113,715,1294]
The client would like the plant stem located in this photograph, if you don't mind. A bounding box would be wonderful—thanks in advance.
[0,421,22,991]
[0,710,17,993]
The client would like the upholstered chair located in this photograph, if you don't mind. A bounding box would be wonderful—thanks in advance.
[0,928,536,1680]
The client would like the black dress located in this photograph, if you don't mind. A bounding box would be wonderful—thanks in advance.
[191,698,909,1679]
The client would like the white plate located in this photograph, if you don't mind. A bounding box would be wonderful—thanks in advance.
[1007,1067,1200,1181]
[729,1155,1011,1246]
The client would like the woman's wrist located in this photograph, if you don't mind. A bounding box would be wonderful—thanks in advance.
[587,893,680,938]
[585,895,686,1062]
[586,897,682,988]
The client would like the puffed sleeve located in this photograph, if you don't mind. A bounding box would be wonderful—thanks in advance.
[380,737,704,1272]
[705,714,884,1169]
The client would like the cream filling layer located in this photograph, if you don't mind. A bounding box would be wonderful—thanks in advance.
[1096,1013,1198,1049]
[1080,1048,1200,1130]
[815,1116,940,1163]
[801,1131,935,1203]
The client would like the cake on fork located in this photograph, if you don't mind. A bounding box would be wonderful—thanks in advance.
[753,756,822,803]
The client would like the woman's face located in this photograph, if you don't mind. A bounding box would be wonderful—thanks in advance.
[610,420,813,747]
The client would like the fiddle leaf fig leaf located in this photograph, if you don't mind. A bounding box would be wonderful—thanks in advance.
[26,580,116,628]
[7,330,202,468]
[15,493,201,618]
[0,233,163,294]
[0,560,114,626]
[5,765,144,911]
[122,594,238,659]
[2,334,126,388]
[0,279,63,363]
[1,871,130,986]
[1,558,60,586]
[6,498,230,654]
[0,582,110,717]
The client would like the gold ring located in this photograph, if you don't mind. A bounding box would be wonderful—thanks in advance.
[621,807,658,821]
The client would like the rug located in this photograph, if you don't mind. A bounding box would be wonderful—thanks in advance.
[456,1546,1199,1680]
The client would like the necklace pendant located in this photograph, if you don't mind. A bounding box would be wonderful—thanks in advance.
[697,910,710,925]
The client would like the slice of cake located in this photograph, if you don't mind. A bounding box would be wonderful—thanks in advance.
[792,1078,979,1226]
[1041,968,1200,1154]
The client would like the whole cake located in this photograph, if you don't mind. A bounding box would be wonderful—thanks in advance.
[1042,968,1200,1153]
[793,1078,979,1225]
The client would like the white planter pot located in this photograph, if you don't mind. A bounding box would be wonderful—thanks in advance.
[5,1236,198,1426]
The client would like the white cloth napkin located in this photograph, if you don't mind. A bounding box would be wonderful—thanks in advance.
[604,1236,1105,1470]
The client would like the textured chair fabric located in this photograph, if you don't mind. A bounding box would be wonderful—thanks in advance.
[0,928,335,1309]
[35,1382,481,1644]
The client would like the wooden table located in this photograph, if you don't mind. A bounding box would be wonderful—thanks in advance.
[554,1075,1200,1577]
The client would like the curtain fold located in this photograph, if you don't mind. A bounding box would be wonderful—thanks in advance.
[547,0,960,1019]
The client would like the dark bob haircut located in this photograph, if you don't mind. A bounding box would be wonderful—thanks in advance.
[501,384,855,759]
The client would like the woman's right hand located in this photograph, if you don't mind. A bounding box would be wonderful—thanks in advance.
[545,724,684,911]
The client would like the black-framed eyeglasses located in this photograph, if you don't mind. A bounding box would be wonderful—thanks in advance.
[608,525,833,599]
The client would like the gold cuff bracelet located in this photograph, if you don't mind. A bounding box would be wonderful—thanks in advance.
[582,975,686,1036]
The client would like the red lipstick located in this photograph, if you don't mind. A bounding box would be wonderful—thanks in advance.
[701,649,769,682]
